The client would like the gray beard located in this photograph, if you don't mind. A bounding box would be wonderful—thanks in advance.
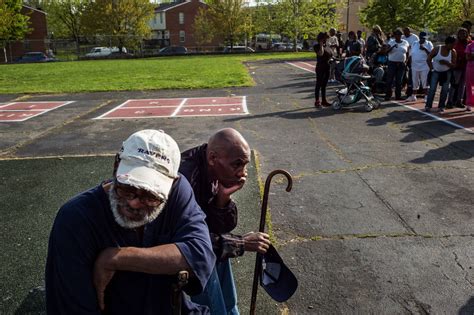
[108,185,166,229]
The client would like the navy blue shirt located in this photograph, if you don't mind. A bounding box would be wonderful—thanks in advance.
[45,176,215,314]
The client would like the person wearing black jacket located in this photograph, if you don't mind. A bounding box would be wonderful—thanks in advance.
[180,128,271,315]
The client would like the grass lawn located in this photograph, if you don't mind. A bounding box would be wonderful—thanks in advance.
[0,52,313,94]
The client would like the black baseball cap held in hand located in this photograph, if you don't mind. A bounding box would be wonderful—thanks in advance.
[260,244,298,302]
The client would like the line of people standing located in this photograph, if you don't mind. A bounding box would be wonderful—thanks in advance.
[313,22,474,113]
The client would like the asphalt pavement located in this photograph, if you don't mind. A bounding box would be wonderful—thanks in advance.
[1,58,473,314]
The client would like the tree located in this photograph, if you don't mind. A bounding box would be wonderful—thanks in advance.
[193,7,216,51]
[359,0,471,35]
[205,0,247,48]
[40,0,89,55]
[81,0,154,51]
[0,0,30,62]
[272,0,338,49]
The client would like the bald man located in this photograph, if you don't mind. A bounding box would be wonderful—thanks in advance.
[180,128,271,315]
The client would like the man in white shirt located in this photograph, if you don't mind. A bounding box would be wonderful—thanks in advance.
[327,28,339,82]
[402,27,420,99]
[406,32,433,101]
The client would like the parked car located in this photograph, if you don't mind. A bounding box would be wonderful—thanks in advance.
[85,47,127,58]
[272,42,288,51]
[223,46,255,53]
[158,46,188,55]
[15,52,57,63]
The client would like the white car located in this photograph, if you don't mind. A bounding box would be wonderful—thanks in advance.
[85,47,127,57]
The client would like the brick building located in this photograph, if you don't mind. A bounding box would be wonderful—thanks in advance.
[4,5,48,63]
[149,0,219,51]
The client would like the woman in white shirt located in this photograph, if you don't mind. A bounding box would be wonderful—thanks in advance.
[425,36,457,113]
[384,28,410,101]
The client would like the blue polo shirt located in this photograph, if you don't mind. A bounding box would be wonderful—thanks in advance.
[45,175,215,314]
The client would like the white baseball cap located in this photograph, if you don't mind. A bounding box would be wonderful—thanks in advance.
[116,129,180,199]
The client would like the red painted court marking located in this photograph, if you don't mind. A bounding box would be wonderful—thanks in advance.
[175,105,244,116]
[95,96,248,119]
[286,61,316,73]
[121,99,183,107]
[0,101,74,122]
[0,111,37,121]
[104,107,177,118]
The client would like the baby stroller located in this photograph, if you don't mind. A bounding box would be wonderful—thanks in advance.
[333,56,381,112]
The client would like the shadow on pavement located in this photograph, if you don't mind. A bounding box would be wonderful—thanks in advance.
[411,140,474,164]
[458,296,474,315]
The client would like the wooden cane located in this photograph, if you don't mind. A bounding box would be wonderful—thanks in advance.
[249,170,292,315]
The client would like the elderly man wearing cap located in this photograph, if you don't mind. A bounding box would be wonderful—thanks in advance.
[45,129,215,314]
[406,31,433,102]
[179,128,271,314]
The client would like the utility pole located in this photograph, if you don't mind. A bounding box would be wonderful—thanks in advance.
[346,0,350,32]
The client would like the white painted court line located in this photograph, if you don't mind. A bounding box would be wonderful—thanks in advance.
[171,98,188,117]
[399,103,474,134]
[285,61,315,74]
[94,99,135,120]
[0,101,75,122]
[242,96,249,114]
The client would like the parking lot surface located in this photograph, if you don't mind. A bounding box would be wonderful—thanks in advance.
[1,59,473,314]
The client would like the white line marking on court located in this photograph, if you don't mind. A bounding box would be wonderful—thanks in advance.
[171,98,188,117]
[242,96,249,114]
[94,99,133,120]
[400,103,474,134]
[285,61,315,73]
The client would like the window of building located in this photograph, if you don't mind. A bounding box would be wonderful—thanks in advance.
[164,30,170,39]
[179,31,185,43]
[179,12,184,24]
[159,12,163,24]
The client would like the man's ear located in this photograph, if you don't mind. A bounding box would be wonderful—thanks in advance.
[113,154,120,177]
[207,150,218,166]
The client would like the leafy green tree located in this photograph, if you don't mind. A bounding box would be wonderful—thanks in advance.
[81,0,154,51]
[0,0,30,62]
[273,0,337,49]
[193,7,216,50]
[39,0,89,55]
[205,0,247,48]
[359,0,472,35]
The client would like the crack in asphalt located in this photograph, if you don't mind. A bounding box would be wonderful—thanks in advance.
[279,233,474,245]
[307,116,353,164]
[453,251,474,287]
[291,163,473,178]
[355,170,416,234]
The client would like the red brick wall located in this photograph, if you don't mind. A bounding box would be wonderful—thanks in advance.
[4,6,48,62]
[165,0,220,50]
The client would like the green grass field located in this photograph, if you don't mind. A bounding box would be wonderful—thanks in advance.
[0,52,313,94]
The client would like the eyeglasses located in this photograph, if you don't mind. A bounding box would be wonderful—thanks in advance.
[114,181,164,207]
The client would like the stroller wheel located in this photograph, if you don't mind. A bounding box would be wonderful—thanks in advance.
[332,99,342,110]
[368,97,381,109]
[364,103,373,112]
